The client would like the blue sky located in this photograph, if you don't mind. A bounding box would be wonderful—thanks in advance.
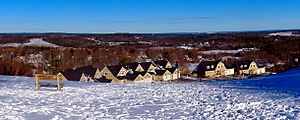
[0,0,299,33]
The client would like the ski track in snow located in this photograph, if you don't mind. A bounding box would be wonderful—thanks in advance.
[0,75,300,120]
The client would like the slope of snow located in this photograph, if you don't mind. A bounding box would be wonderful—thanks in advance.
[215,67,300,95]
[201,50,240,55]
[268,32,300,37]
[0,38,59,48]
[23,38,60,47]
[1,68,300,119]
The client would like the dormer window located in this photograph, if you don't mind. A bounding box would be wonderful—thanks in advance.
[207,66,210,69]
[119,71,127,76]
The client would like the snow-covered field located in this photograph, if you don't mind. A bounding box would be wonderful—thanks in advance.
[201,50,240,55]
[1,68,300,119]
[0,38,59,47]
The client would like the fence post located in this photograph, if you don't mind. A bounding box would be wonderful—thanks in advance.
[35,74,40,90]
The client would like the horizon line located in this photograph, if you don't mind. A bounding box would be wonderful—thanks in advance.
[0,28,299,35]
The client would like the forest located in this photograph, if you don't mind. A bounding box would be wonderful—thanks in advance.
[0,30,299,76]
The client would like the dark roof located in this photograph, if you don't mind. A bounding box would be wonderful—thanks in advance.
[154,60,169,68]
[139,62,153,71]
[126,73,142,81]
[61,69,83,81]
[117,72,142,81]
[193,60,221,75]
[123,62,140,70]
[107,65,124,76]
[155,70,167,75]
[233,60,254,70]
[95,77,112,83]
[75,65,97,77]
[223,61,234,69]
[148,72,156,75]
[135,71,148,76]
[166,68,177,74]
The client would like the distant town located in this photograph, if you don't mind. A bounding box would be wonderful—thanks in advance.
[0,30,300,83]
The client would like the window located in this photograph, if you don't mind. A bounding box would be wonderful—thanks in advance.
[240,65,243,68]
[296,58,299,63]
[211,65,214,69]
[207,66,210,69]
[218,65,220,68]
[119,71,126,76]
[244,65,247,68]
[104,72,109,76]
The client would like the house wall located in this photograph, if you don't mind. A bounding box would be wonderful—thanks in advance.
[248,62,259,74]
[215,62,229,76]
[79,74,88,82]
[225,68,235,76]
[134,75,152,83]
[117,67,128,76]
[239,70,249,75]
[163,71,173,81]
[144,74,153,81]
[99,67,119,82]
[135,64,145,72]
[154,75,163,81]
[172,69,181,80]
[93,69,101,79]
[203,62,234,78]
[205,71,216,78]
[259,67,266,74]
[147,64,158,72]
[239,62,265,75]
[165,62,173,68]
[58,73,68,80]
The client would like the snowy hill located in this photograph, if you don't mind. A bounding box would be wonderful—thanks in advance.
[216,67,300,95]
[0,38,60,47]
[268,32,300,37]
[1,68,300,119]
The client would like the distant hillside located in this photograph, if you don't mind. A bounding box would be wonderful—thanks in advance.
[0,29,299,48]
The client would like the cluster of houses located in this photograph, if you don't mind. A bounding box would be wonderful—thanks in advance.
[192,60,266,78]
[59,60,181,83]
[58,58,268,83]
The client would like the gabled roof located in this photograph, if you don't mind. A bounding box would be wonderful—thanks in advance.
[223,61,234,69]
[126,73,142,81]
[116,72,143,81]
[123,62,140,70]
[139,62,154,71]
[95,77,112,83]
[135,71,149,76]
[233,60,254,70]
[106,65,124,76]
[61,69,83,81]
[75,65,97,77]
[166,68,177,74]
[194,60,222,74]
[148,72,156,75]
[155,70,168,75]
[154,60,170,68]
